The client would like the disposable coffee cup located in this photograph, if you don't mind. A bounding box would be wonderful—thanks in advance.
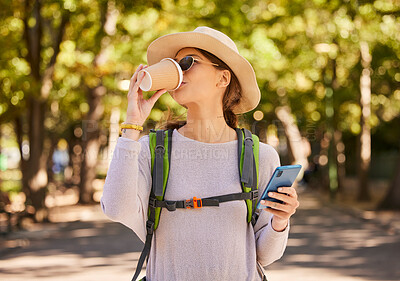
[138,58,183,91]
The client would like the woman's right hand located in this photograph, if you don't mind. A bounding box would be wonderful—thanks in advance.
[125,64,167,124]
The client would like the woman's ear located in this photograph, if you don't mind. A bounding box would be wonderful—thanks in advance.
[216,70,231,88]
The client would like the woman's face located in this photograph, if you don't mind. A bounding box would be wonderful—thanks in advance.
[169,48,227,111]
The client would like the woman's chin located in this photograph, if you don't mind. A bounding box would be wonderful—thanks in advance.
[169,91,184,104]
[170,87,185,98]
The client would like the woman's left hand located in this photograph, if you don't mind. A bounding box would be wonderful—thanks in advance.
[259,187,300,232]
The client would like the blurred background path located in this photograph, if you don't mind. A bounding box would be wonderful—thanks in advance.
[0,189,399,281]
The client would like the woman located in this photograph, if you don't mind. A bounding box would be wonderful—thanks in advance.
[101,27,299,281]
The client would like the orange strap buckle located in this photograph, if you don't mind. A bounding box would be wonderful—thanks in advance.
[185,197,203,209]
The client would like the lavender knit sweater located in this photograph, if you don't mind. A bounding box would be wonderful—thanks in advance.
[101,128,289,281]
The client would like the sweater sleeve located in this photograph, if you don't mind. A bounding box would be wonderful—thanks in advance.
[253,143,290,267]
[100,135,152,243]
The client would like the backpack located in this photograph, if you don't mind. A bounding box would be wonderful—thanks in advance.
[132,127,266,281]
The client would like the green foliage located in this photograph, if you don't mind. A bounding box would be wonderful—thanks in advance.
[0,0,399,180]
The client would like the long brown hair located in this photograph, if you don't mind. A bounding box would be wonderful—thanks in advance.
[158,48,242,130]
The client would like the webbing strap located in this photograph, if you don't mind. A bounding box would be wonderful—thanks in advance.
[131,232,153,281]
[236,128,259,225]
[153,130,165,197]
[151,191,259,211]
[203,191,258,203]
[257,261,268,281]
[241,129,254,187]
[244,129,259,226]
[132,191,158,280]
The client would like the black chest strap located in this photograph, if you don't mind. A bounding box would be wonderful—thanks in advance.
[150,190,259,211]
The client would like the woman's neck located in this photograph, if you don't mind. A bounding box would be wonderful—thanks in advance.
[178,114,237,143]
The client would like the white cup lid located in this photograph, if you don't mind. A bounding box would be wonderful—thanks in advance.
[161,58,183,90]
[139,70,152,91]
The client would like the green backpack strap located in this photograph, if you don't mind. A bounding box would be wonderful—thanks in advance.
[132,129,172,281]
[235,128,260,225]
[148,129,173,230]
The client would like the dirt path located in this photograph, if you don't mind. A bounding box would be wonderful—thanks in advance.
[0,191,399,281]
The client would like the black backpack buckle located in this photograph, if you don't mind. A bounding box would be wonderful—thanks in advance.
[165,201,177,212]
[250,190,258,200]
[251,212,260,226]
[146,220,154,235]
[149,197,157,209]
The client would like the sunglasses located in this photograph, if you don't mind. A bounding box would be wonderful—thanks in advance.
[177,56,219,71]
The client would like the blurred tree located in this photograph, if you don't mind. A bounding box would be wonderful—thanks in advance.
[380,142,400,209]
[9,0,70,221]
[1,0,400,218]
[358,40,372,201]
[77,0,112,204]
[241,0,399,202]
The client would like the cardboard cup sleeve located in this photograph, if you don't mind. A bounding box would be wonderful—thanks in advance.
[139,58,183,91]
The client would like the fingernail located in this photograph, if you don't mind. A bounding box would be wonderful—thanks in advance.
[261,200,265,204]
[278,188,283,192]
[268,192,273,196]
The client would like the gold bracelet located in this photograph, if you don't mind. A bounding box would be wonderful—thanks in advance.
[120,123,144,133]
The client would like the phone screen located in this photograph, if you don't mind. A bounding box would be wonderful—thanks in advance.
[256,165,302,209]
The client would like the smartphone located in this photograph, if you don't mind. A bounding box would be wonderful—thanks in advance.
[256,165,302,209]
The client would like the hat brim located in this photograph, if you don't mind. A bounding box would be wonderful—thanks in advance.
[146,31,260,114]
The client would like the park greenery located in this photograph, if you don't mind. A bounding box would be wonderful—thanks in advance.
[0,0,399,223]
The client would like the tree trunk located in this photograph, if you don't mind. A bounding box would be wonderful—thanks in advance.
[379,153,400,210]
[78,0,116,203]
[15,108,50,222]
[46,136,58,184]
[25,98,49,221]
[358,41,372,201]
[330,57,346,195]
[66,126,83,188]
[318,131,330,192]
[334,130,346,193]
[79,86,105,203]
[275,106,311,176]
[19,0,70,221]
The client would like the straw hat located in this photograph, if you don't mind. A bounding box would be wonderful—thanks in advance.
[146,26,261,114]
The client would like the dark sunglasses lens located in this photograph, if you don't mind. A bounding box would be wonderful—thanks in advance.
[179,56,194,71]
